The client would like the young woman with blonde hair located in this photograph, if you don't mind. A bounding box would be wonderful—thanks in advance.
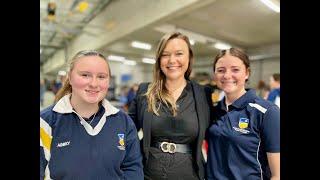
[40,50,143,180]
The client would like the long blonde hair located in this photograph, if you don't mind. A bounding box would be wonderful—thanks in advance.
[54,50,111,103]
[145,32,194,116]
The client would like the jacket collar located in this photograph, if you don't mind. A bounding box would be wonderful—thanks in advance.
[53,94,119,116]
[219,89,256,111]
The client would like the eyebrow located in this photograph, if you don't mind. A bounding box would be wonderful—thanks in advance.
[77,70,90,73]
[97,72,109,76]
[162,50,184,53]
[77,71,108,75]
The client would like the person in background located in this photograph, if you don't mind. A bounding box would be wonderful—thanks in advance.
[126,83,139,108]
[40,50,143,180]
[118,85,129,110]
[41,82,56,110]
[52,73,67,94]
[40,78,46,107]
[267,73,280,108]
[128,32,211,180]
[256,80,270,100]
[206,48,280,180]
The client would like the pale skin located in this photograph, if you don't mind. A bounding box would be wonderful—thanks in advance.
[214,54,249,108]
[268,153,280,180]
[160,38,189,102]
[269,76,280,89]
[215,52,280,179]
[68,56,110,118]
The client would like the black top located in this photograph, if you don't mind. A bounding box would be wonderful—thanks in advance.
[151,82,198,144]
[128,80,211,180]
[146,82,199,180]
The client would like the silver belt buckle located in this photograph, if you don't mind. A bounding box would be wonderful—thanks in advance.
[160,141,176,154]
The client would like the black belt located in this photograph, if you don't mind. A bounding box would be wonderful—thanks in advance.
[151,141,192,154]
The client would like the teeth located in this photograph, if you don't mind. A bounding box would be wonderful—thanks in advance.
[167,66,180,69]
[86,90,98,93]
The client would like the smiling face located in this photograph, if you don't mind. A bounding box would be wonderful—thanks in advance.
[160,38,189,82]
[214,53,249,97]
[69,55,110,105]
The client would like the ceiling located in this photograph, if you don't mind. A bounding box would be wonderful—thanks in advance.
[40,0,112,65]
[40,0,280,74]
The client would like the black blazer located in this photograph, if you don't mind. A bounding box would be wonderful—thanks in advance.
[128,81,211,180]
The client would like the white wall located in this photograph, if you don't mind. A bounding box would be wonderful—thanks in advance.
[249,58,280,88]
[108,62,153,94]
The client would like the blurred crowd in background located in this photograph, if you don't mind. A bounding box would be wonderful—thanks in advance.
[40,72,280,111]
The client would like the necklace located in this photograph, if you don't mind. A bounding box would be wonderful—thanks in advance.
[166,80,187,94]
[88,112,97,125]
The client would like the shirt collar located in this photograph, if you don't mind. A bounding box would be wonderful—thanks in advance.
[179,80,192,99]
[53,94,119,116]
[218,89,257,111]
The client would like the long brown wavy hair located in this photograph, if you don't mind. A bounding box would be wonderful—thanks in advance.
[145,32,194,116]
[54,50,111,103]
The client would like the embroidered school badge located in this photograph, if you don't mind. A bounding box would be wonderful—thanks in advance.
[117,133,125,150]
[238,118,249,129]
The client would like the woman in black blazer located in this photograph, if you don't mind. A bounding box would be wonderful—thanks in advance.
[128,32,211,180]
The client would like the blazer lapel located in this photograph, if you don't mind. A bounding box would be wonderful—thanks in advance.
[142,104,152,164]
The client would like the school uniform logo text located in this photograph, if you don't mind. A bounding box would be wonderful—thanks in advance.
[57,141,70,147]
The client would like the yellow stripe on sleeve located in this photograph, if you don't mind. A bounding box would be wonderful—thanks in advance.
[40,127,52,151]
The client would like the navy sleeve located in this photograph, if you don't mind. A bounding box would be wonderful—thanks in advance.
[261,105,280,152]
[267,90,277,102]
[40,115,51,180]
[121,115,144,180]
[40,146,47,180]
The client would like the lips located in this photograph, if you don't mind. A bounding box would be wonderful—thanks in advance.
[85,90,99,94]
[222,81,236,84]
[167,66,181,70]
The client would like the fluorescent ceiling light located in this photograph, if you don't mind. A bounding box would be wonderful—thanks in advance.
[58,70,66,76]
[189,39,195,46]
[131,41,152,50]
[142,58,156,64]
[107,55,125,62]
[123,60,137,66]
[214,42,231,50]
[259,0,280,13]
[40,48,42,54]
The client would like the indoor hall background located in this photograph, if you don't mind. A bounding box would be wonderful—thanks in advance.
[40,0,280,107]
